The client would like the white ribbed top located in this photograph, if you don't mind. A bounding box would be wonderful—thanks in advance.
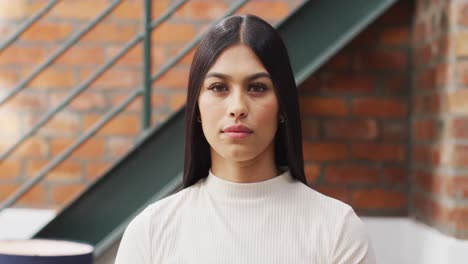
[115,170,376,264]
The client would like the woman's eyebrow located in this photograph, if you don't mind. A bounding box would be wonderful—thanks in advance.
[205,72,271,81]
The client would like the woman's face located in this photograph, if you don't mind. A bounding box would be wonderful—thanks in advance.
[198,44,279,163]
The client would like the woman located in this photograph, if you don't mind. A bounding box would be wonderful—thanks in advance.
[115,15,375,263]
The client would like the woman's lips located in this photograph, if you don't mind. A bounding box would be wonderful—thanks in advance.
[223,131,252,139]
[222,124,253,139]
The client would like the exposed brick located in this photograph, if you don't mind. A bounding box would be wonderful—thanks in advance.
[381,27,410,46]
[22,22,73,42]
[237,1,289,21]
[414,118,438,141]
[29,112,81,136]
[413,42,433,66]
[0,183,17,201]
[50,0,109,20]
[315,186,350,203]
[323,74,375,94]
[0,160,21,180]
[375,1,412,25]
[28,67,75,89]
[56,46,106,66]
[110,0,169,21]
[348,27,379,48]
[430,199,453,225]
[457,61,468,86]
[446,177,468,199]
[301,119,320,139]
[0,70,17,90]
[352,143,405,161]
[107,136,134,158]
[83,114,140,136]
[108,44,166,68]
[305,163,320,185]
[414,169,445,196]
[300,97,348,117]
[82,68,140,89]
[3,92,48,112]
[51,183,86,206]
[324,119,378,140]
[110,0,142,21]
[151,23,196,44]
[351,188,407,210]
[412,144,441,165]
[416,67,437,90]
[153,67,189,89]
[50,137,105,158]
[50,91,108,112]
[0,113,21,134]
[169,94,186,111]
[352,98,408,118]
[17,184,47,208]
[302,142,348,161]
[324,164,379,185]
[456,32,468,57]
[172,47,196,67]
[0,0,43,19]
[413,93,441,114]
[322,52,351,71]
[26,159,81,181]
[452,118,468,139]
[459,3,468,26]
[452,144,468,168]
[381,121,408,140]
[85,162,112,181]
[447,88,468,114]
[0,46,46,66]
[82,23,137,43]
[383,166,407,186]
[382,76,408,95]
[354,50,408,71]
[299,75,320,93]
[175,1,228,20]
[9,137,48,158]
[413,21,426,43]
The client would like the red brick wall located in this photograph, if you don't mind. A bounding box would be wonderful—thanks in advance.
[299,1,413,216]
[411,0,468,239]
[0,0,304,210]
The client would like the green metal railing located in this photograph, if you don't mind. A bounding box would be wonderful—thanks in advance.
[0,0,250,211]
[0,0,59,52]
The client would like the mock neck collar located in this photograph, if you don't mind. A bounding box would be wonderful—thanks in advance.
[202,168,294,200]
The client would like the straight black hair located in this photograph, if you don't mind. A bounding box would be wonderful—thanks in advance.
[183,14,306,188]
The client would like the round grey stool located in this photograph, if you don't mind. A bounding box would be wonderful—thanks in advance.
[0,239,94,264]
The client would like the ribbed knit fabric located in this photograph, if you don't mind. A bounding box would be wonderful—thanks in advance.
[115,170,376,263]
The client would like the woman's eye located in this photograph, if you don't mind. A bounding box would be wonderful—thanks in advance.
[208,83,228,93]
[248,83,267,93]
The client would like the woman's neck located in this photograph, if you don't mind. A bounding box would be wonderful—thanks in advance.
[210,145,278,183]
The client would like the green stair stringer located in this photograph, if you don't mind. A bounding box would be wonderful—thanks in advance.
[33,0,397,260]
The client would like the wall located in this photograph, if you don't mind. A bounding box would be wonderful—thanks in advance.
[299,1,413,216]
[411,0,468,239]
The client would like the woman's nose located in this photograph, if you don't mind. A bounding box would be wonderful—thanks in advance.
[228,91,248,119]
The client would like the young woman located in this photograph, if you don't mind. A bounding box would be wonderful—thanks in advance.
[115,15,375,263]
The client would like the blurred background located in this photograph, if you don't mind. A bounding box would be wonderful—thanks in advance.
[0,0,467,263]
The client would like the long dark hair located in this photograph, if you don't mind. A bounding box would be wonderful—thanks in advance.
[183,14,306,188]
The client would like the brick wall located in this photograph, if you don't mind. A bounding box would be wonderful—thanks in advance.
[0,0,304,210]
[411,0,468,239]
[299,1,413,216]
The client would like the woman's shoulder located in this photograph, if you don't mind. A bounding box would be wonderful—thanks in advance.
[291,180,353,215]
[132,182,202,223]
